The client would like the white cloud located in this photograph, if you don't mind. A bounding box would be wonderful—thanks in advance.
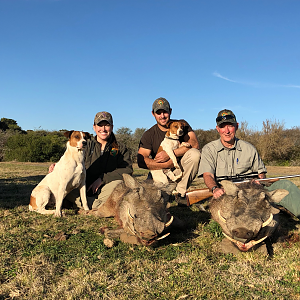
[213,72,300,89]
[212,72,237,83]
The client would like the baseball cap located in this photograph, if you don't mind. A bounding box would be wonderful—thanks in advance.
[152,97,171,113]
[216,109,237,126]
[94,111,113,125]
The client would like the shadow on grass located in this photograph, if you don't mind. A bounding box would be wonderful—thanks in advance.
[0,175,44,208]
[275,211,300,241]
[155,205,212,246]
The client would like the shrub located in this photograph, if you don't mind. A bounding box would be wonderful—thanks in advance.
[115,127,146,163]
[4,131,66,162]
[194,128,219,149]
[256,119,295,163]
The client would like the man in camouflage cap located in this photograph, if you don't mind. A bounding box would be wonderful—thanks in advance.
[198,109,300,218]
[138,97,201,205]
[215,109,237,126]
[152,97,171,114]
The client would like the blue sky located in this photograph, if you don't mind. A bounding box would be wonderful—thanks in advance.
[1,0,299,134]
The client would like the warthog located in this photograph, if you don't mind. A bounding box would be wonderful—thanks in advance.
[210,180,289,254]
[82,174,178,246]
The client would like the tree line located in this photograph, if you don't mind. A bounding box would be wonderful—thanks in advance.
[1,118,300,165]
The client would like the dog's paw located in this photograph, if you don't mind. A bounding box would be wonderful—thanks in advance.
[54,211,62,217]
[181,142,191,148]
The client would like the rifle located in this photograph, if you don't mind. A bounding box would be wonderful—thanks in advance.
[185,174,300,206]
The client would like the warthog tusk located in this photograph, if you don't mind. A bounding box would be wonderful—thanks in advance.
[218,210,226,224]
[126,224,136,236]
[222,232,237,243]
[222,232,268,251]
[249,235,268,246]
[127,208,134,221]
[165,215,174,227]
[156,232,170,241]
[262,213,273,227]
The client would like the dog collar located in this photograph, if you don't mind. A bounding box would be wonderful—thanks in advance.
[165,136,179,141]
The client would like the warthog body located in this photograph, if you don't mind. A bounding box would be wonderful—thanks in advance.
[210,180,289,254]
[85,174,176,245]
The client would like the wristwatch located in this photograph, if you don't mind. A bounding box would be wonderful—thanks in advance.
[211,186,218,193]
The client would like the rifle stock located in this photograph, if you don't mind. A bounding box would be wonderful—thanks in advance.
[185,174,300,206]
[186,188,213,206]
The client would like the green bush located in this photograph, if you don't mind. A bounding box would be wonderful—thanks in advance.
[4,131,66,162]
[115,127,146,163]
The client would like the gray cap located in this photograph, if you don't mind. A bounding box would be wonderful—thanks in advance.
[152,97,171,113]
[216,109,237,126]
[94,111,113,125]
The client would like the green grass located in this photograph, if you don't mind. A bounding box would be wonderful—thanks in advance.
[0,162,300,299]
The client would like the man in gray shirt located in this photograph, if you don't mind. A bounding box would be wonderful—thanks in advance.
[198,109,300,217]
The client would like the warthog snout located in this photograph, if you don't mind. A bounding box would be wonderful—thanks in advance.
[232,228,255,241]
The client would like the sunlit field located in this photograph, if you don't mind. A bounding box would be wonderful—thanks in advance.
[0,162,299,299]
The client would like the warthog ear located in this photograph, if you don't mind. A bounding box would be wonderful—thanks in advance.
[122,174,140,190]
[156,189,162,201]
[268,189,289,204]
[220,180,239,196]
[138,186,145,197]
[160,182,177,194]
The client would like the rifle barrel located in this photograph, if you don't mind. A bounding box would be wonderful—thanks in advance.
[258,174,300,182]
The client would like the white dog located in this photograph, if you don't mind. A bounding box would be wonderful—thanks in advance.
[29,130,91,217]
[151,121,191,185]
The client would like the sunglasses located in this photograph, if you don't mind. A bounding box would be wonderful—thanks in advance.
[216,115,236,122]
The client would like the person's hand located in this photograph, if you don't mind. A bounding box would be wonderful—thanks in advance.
[212,187,225,199]
[87,178,103,194]
[252,179,262,185]
[49,163,56,173]
[253,172,266,185]
[155,150,170,163]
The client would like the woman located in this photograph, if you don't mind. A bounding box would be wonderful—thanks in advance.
[65,111,133,209]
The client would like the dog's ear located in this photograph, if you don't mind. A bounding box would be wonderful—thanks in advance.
[166,121,173,128]
[180,121,187,128]
[84,132,91,140]
[64,131,74,138]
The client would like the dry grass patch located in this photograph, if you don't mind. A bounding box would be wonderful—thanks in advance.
[0,162,300,299]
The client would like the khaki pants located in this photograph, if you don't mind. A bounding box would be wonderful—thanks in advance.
[64,180,123,209]
[174,148,201,196]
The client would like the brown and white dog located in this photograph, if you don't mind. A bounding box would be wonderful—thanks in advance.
[29,130,91,217]
[151,121,191,185]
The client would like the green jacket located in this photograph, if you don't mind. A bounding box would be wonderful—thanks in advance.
[84,133,133,188]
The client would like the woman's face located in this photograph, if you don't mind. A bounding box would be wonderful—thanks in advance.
[93,121,113,142]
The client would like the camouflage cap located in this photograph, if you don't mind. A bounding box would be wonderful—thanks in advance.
[94,111,113,125]
[152,97,171,113]
[216,109,237,126]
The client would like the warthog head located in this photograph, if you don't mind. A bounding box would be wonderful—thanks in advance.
[110,174,174,246]
[210,180,289,252]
